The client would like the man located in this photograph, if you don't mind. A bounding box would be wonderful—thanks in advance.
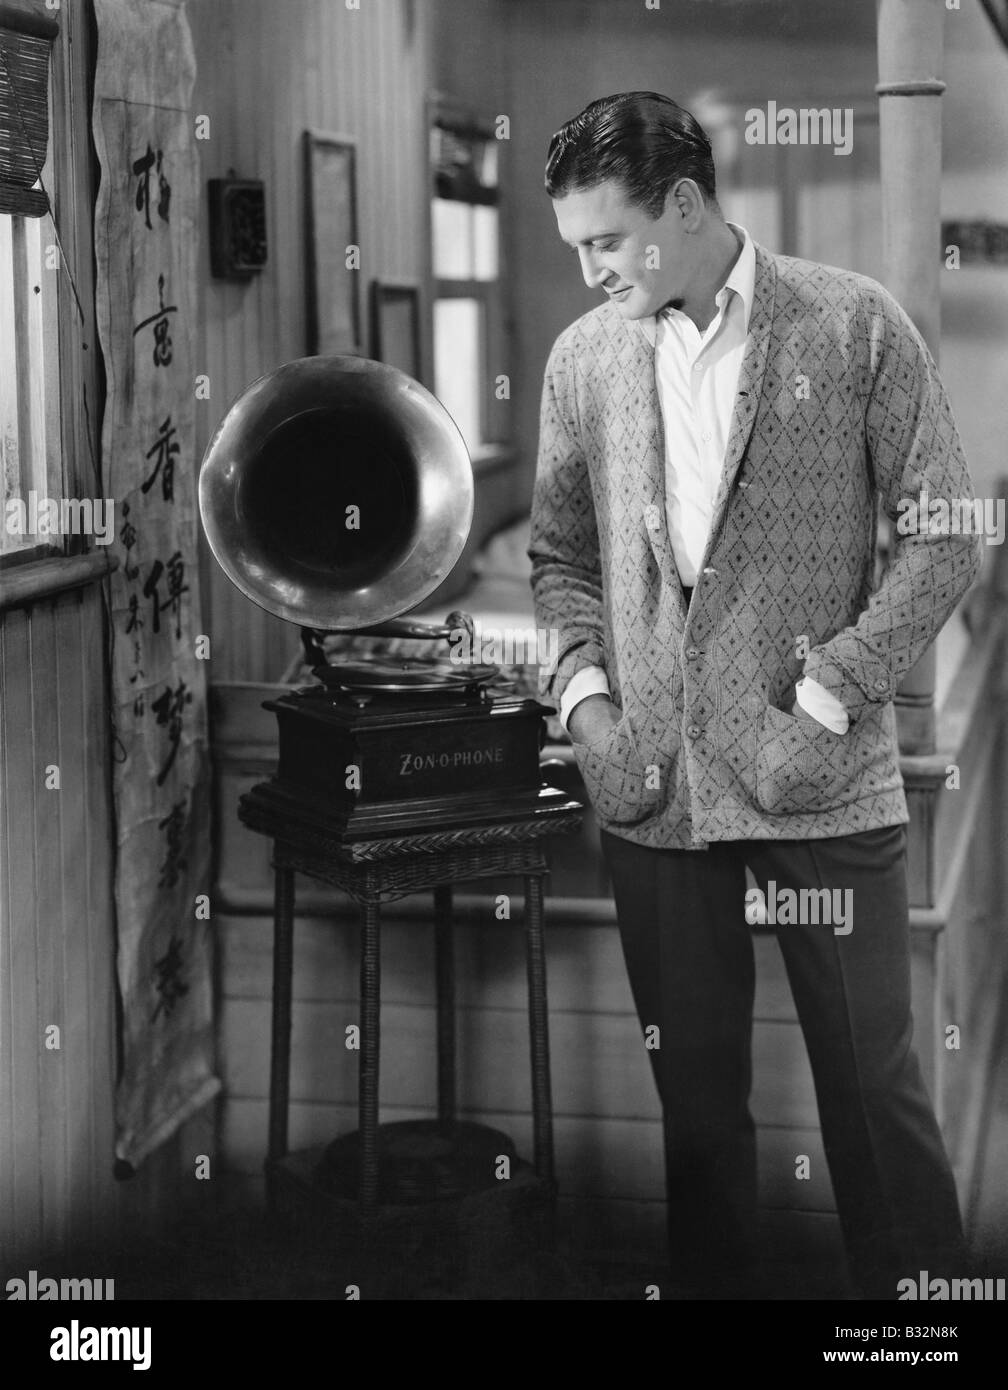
[528,91,981,1300]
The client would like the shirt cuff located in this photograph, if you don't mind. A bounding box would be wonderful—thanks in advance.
[796,676,850,734]
[559,665,611,731]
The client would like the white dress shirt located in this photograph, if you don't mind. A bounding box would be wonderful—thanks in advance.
[560,223,849,736]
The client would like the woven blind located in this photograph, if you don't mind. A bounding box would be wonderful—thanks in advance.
[0,4,59,217]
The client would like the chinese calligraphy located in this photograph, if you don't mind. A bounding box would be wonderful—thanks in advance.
[151,932,188,1022]
[142,551,189,641]
[119,499,140,580]
[151,678,193,786]
[133,143,171,230]
[141,416,179,502]
[158,798,189,890]
[132,273,177,367]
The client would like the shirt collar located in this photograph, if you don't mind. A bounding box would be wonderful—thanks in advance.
[637,222,755,346]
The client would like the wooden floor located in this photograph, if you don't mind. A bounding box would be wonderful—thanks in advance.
[98,998,1008,1302]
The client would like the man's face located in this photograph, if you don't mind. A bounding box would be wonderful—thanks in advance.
[552,178,692,319]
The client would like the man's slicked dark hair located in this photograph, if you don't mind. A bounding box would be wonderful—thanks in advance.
[545,92,718,218]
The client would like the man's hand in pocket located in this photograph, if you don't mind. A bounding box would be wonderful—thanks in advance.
[790,698,824,727]
[568,694,621,746]
[790,678,849,733]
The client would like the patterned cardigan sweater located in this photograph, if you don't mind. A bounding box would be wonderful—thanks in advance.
[528,243,982,849]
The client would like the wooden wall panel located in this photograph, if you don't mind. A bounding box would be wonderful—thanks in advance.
[55,599,86,1251]
[0,583,197,1270]
[217,914,800,1022]
[217,996,820,1130]
[1,603,43,1263]
[75,583,119,1254]
[32,597,68,1258]
[0,586,118,1266]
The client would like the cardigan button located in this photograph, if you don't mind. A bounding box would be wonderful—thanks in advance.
[686,724,702,739]
[685,646,700,660]
[875,678,889,691]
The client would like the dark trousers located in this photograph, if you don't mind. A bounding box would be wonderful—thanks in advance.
[599,823,966,1299]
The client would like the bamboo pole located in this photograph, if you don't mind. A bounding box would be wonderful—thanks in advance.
[876,0,946,755]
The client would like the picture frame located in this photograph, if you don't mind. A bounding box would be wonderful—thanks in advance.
[303,129,359,354]
[370,279,422,380]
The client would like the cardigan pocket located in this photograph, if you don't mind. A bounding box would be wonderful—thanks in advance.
[570,713,663,827]
[754,703,874,815]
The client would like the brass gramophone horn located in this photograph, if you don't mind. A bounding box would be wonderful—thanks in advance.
[198,355,474,632]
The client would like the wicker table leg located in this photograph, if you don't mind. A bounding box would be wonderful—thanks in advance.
[359,890,381,1212]
[524,872,554,1186]
[434,884,456,1131]
[268,862,295,1168]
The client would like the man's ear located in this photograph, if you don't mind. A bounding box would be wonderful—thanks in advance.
[669,178,705,230]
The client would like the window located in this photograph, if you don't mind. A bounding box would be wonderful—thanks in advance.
[1,200,62,560]
[1,0,97,573]
[429,107,509,458]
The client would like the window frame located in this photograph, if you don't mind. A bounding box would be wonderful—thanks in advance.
[1,0,104,591]
[427,97,511,461]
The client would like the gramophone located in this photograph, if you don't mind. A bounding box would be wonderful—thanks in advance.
[200,356,581,1239]
[199,353,566,840]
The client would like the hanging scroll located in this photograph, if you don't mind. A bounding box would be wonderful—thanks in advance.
[92,0,218,1169]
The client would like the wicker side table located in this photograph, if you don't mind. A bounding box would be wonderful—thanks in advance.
[238,781,583,1216]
